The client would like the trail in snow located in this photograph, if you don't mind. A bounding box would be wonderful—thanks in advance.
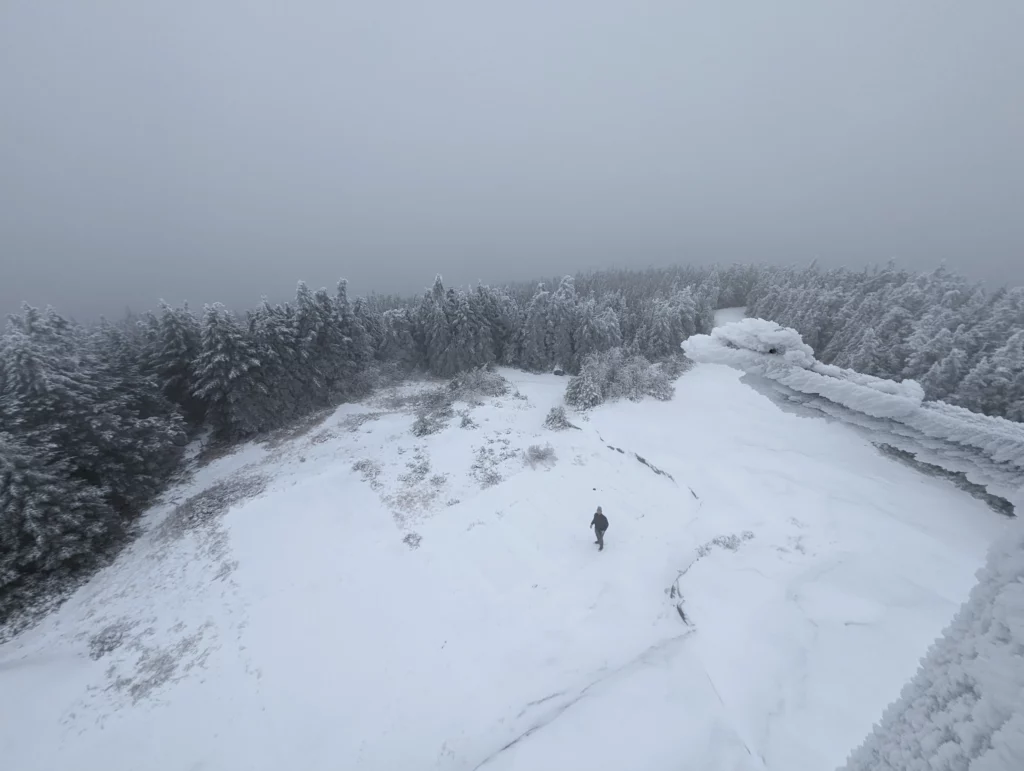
[0,305,1009,771]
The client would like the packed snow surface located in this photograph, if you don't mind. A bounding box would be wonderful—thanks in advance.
[0,311,1009,770]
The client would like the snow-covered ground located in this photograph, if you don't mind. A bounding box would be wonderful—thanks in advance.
[0,307,1009,771]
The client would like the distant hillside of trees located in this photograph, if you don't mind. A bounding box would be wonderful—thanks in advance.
[2,262,1021,622]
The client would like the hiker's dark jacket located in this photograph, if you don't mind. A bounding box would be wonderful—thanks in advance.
[591,512,609,532]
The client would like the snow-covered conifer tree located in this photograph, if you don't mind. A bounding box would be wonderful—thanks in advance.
[152,301,205,425]
[840,521,1024,771]
[192,303,267,439]
[0,432,119,593]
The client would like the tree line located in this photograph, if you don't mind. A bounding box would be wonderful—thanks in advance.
[1,261,1021,619]
[750,263,1024,421]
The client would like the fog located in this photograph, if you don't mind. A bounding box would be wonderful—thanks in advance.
[2,1,1022,320]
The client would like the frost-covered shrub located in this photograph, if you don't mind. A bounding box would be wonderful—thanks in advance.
[470,447,503,488]
[565,371,604,409]
[840,521,1024,771]
[411,400,454,436]
[544,406,574,431]
[695,531,755,557]
[524,443,557,468]
[398,453,431,484]
[565,348,675,409]
[351,458,382,486]
[449,367,510,398]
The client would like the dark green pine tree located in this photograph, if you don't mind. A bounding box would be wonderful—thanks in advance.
[192,303,268,439]
[1,304,185,516]
[152,301,206,426]
[0,432,119,592]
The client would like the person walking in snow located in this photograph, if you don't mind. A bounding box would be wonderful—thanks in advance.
[590,506,609,551]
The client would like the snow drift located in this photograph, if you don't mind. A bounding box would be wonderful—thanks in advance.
[685,319,926,418]
[683,319,1024,512]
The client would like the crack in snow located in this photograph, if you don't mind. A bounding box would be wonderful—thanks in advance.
[472,632,694,770]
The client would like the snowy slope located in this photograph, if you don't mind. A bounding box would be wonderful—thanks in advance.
[0,312,1010,771]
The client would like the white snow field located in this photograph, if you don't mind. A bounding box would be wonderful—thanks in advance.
[0,310,1012,771]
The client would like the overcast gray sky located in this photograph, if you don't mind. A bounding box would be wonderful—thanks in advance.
[2,1,1022,320]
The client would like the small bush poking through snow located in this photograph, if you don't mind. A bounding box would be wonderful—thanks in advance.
[565,348,676,409]
[696,531,755,558]
[351,458,381,484]
[449,367,510,398]
[524,443,557,468]
[544,406,574,431]
[157,475,268,544]
[398,453,431,485]
[411,404,453,436]
[470,447,504,488]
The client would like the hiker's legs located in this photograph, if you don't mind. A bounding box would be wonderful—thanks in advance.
[596,528,605,550]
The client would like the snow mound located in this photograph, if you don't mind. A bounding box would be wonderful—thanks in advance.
[704,317,817,368]
[685,319,925,417]
[684,320,1024,509]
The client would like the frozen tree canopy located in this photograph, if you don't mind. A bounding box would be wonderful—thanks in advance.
[839,521,1024,771]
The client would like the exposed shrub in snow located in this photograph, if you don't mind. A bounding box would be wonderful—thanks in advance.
[696,531,755,557]
[839,521,1024,771]
[351,458,382,488]
[157,474,269,545]
[398,452,431,484]
[470,447,503,488]
[449,367,510,399]
[411,399,454,436]
[543,406,574,431]
[565,348,675,409]
[524,443,557,468]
